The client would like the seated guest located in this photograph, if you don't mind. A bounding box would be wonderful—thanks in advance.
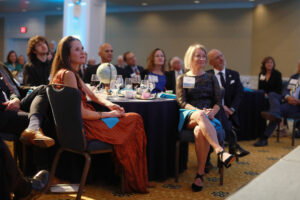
[17,55,26,68]
[207,49,249,158]
[176,43,235,192]
[0,138,49,200]
[83,43,114,83]
[165,56,183,93]
[254,60,300,146]
[23,35,51,86]
[78,52,87,79]
[123,51,144,78]
[115,55,125,77]
[5,50,23,78]
[50,36,149,193]
[258,56,282,96]
[87,58,96,66]
[144,48,167,93]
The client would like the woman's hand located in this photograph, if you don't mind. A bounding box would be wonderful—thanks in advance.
[203,108,215,120]
[106,110,125,118]
[107,102,125,113]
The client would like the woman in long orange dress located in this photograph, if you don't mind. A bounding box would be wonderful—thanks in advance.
[50,36,148,193]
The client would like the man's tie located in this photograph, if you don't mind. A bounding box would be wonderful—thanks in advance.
[134,68,140,75]
[218,72,226,88]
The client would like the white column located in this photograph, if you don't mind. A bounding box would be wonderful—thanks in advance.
[63,0,106,62]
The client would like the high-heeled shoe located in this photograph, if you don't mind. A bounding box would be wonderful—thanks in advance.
[20,128,55,148]
[191,173,204,192]
[217,151,235,168]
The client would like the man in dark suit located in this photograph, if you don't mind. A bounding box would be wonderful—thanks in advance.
[83,43,114,83]
[207,49,249,157]
[123,51,144,79]
[165,56,183,93]
[254,61,300,146]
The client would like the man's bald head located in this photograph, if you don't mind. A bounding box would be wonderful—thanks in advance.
[98,43,113,63]
[208,49,226,71]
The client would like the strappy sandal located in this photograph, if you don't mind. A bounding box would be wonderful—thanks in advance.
[218,151,235,168]
[191,173,204,192]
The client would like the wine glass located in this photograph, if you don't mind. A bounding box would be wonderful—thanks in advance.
[115,75,124,90]
[140,80,149,93]
[90,74,100,87]
[125,78,132,89]
[131,75,141,90]
[110,80,118,97]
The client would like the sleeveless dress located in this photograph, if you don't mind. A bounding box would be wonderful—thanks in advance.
[53,69,148,193]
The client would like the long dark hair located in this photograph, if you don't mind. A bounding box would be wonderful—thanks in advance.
[50,36,81,87]
[260,56,275,74]
[146,48,166,73]
[6,50,17,64]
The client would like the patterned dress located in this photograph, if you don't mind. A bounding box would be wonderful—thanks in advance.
[53,69,148,193]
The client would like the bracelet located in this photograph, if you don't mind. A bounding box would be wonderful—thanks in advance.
[98,112,102,119]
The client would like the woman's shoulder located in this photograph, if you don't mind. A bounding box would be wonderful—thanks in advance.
[273,69,282,76]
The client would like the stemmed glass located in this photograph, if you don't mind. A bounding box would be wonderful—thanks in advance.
[145,75,156,92]
[90,74,100,87]
[131,75,141,90]
[110,80,118,97]
[125,78,132,89]
[140,80,149,94]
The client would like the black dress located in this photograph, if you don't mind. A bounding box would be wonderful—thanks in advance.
[258,69,282,95]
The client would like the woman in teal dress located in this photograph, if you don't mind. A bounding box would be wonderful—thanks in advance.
[5,51,23,77]
[176,43,235,192]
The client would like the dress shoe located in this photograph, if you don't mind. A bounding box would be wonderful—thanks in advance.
[261,111,281,122]
[253,139,268,147]
[229,144,250,158]
[217,151,235,168]
[20,128,55,148]
[191,174,204,192]
[18,170,49,200]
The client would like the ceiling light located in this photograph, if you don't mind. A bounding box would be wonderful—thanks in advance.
[56,7,62,10]
[25,1,30,4]
[194,0,200,3]
[249,0,255,1]
[22,9,27,12]
[141,2,148,6]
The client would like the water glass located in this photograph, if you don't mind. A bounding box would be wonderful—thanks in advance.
[110,80,118,97]
[125,78,132,89]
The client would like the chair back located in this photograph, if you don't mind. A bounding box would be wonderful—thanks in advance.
[46,85,87,151]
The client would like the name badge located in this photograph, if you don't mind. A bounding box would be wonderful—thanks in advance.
[130,73,135,77]
[149,75,158,83]
[259,74,266,81]
[183,76,195,88]
[290,79,298,85]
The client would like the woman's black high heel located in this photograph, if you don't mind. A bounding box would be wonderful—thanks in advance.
[191,174,204,192]
[217,151,235,168]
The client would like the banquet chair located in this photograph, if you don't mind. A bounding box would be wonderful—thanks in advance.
[0,132,26,172]
[276,118,300,146]
[175,128,226,185]
[45,85,124,200]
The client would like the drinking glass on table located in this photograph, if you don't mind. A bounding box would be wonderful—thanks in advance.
[110,80,118,97]
[125,78,132,89]
[131,75,141,90]
[115,75,124,90]
[90,74,100,87]
[140,80,149,93]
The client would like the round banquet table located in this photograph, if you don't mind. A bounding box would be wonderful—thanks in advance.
[91,97,187,181]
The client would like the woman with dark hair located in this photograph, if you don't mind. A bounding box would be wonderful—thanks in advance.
[176,43,235,192]
[144,48,167,93]
[5,51,23,77]
[50,36,149,193]
[258,56,282,96]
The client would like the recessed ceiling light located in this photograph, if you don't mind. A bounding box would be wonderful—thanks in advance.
[22,9,27,12]
[141,2,148,6]
[25,0,30,4]
[249,0,255,2]
[194,0,200,3]
[56,7,62,10]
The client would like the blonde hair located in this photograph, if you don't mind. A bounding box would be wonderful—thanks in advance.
[184,43,207,71]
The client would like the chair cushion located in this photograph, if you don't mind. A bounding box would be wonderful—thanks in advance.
[86,140,113,152]
[0,132,17,141]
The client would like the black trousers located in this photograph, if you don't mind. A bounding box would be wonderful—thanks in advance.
[0,138,31,200]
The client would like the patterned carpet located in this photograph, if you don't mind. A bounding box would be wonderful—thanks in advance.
[8,132,300,200]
